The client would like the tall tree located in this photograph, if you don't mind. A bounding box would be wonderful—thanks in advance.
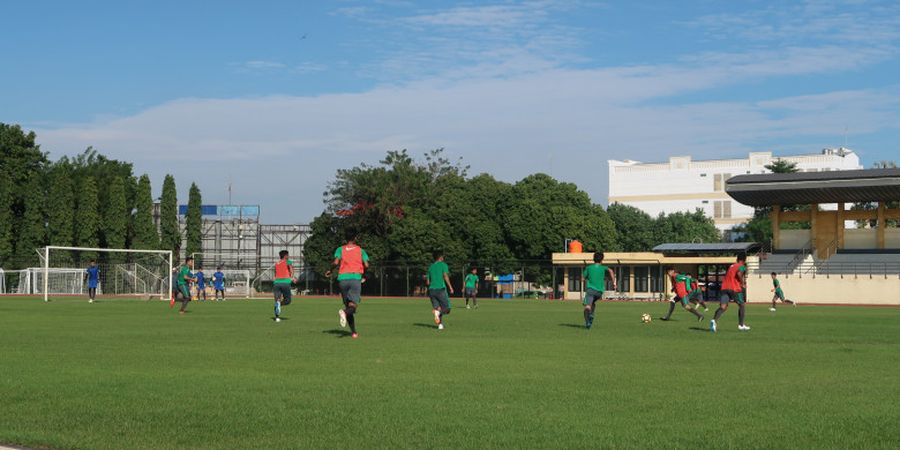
[103,177,128,262]
[0,171,13,264]
[607,203,656,252]
[15,176,47,267]
[159,175,180,258]
[653,210,721,245]
[75,177,101,261]
[132,174,159,249]
[47,165,75,248]
[0,123,49,194]
[185,183,203,258]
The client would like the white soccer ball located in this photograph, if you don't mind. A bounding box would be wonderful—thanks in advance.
[641,313,652,323]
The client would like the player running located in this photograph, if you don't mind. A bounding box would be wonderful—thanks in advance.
[710,253,749,332]
[175,256,196,314]
[582,252,616,329]
[195,266,207,301]
[85,260,100,303]
[273,251,295,323]
[427,251,454,330]
[213,267,226,301]
[770,272,796,311]
[659,268,704,322]
[327,237,370,339]
[463,267,479,309]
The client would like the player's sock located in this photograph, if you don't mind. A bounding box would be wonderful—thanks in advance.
[583,308,591,326]
[713,307,725,321]
[274,301,281,318]
[738,304,746,326]
[347,312,356,333]
[661,302,675,320]
[473,298,477,307]
[688,307,702,319]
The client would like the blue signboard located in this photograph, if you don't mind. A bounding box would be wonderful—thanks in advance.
[177,205,260,217]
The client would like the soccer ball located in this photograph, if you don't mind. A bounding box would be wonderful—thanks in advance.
[641,313,652,323]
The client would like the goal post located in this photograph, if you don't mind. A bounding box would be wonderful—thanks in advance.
[42,246,173,302]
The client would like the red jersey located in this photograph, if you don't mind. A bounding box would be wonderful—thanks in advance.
[274,259,293,280]
[721,262,745,292]
[673,274,689,297]
[338,245,365,275]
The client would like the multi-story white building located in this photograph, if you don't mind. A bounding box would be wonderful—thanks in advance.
[608,148,862,232]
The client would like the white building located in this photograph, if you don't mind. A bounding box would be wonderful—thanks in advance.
[608,148,862,232]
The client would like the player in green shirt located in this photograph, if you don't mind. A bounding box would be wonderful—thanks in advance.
[175,256,196,314]
[770,272,796,311]
[426,251,454,330]
[462,267,479,309]
[582,252,616,329]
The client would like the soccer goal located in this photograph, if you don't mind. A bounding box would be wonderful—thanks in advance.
[40,246,173,302]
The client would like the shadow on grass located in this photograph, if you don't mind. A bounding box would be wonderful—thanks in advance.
[322,329,352,338]
[688,326,710,332]
[412,323,437,330]
[558,323,587,329]
[272,317,290,321]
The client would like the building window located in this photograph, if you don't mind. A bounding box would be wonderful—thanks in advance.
[713,173,731,191]
[714,201,733,219]
[702,200,709,204]
[633,266,649,292]
[615,266,630,293]
[700,173,707,177]
[568,268,581,292]
[650,266,664,293]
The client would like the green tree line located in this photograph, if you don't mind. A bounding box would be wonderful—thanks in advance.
[304,149,720,284]
[0,123,203,268]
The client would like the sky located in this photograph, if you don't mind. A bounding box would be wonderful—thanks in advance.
[3,0,900,223]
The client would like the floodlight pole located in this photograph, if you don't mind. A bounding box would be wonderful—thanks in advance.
[168,252,174,301]
[43,246,50,302]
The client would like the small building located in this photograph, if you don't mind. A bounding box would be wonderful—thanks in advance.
[551,243,757,301]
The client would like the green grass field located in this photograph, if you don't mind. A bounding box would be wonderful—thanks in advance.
[1,296,898,450]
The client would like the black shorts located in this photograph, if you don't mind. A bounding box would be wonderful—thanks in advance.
[339,279,362,305]
[720,289,745,305]
[465,287,477,298]
[429,288,450,311]
[273,284,292,305]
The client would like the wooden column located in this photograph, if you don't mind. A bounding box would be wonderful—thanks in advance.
[810,204,818,248]
[837,203,845,250]
[877,201,886,250]
[771,205,781,250]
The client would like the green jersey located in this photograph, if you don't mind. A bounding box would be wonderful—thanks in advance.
[177,265,192,286]
[464,273,479,289]
[582,264,608,292]
[773,278,783,293]
[427,261,450,290]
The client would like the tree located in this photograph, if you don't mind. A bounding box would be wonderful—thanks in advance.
[47,165,75,248]
[0,123,49,195]
[15,176,47,267]
[0,171,13,264]
[132,175,159,249]
[765,159,798,174]
[607,203,656,251]
[75,177,100,261]
[159,175,180,257]
[103,177,128,262]
[653,209,720,244]
[185,183,203,258]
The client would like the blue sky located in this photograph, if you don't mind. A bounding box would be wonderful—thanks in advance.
[3,0,899,222]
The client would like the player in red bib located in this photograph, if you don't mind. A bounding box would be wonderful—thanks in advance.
[711,253,749,332]
[326,237,369,339]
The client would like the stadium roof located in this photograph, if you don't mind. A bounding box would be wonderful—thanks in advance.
[652,243,759,254]
[726,168,900,207]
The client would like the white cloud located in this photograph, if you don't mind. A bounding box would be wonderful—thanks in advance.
[34,43,900,222]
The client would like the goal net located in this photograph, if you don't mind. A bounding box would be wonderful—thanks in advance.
[40,246,173,301]
[193,269,252,298]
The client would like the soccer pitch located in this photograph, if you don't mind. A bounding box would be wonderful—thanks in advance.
[1,297,898,449]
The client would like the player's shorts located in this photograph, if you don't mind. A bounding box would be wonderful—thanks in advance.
[465,287,477,297]
[774,289,785,300]
[583,288,604,306]
[178,284,191,300]
[720,289,745,305]
[688,290,704,303]
[339,279,362,305]
[215,287,225,293]
[273,283,292,305]
[674,295,689,306]
[429,288,451,311]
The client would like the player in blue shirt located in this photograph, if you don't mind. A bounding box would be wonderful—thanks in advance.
[85,260,100,303]
[213,267,226,301]
[195,266,207,301]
